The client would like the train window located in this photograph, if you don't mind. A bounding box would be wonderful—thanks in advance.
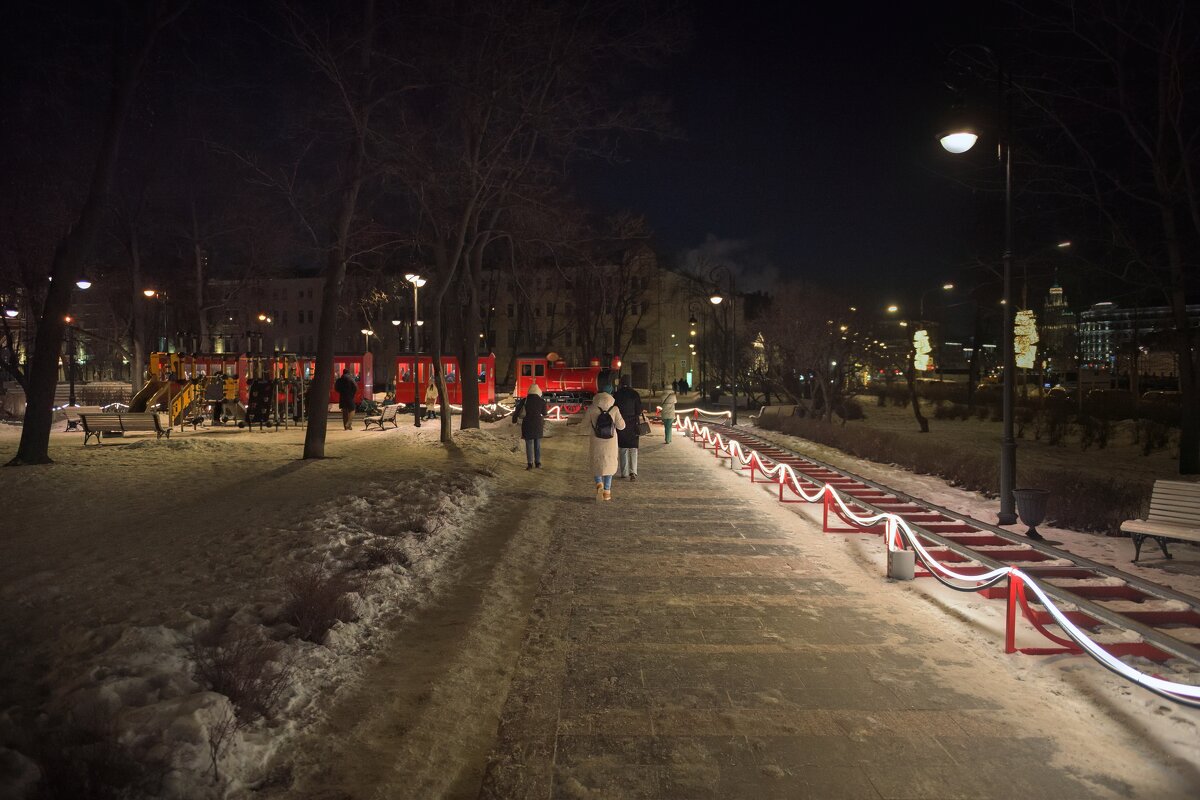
[397,364,412,383]
[444,363,457,383]
[478,366,487,383]
[521,364,532,377]
[534,364,545,377]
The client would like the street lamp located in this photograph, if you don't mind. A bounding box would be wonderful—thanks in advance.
[64,315,78,406]
[688,300,707,397]
[144,289,168,352]
[360,328,374,353]
[708,266,737,425]
[404,273,426,352]
[75,273,92,291]
[939,49,1018,525]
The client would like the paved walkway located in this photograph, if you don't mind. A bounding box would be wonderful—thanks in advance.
[478,429,1199,799]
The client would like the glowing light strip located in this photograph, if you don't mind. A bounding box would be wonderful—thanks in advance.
[674,415,1200,703]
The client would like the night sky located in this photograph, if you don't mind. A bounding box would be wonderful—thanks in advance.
[577,1,1006,311]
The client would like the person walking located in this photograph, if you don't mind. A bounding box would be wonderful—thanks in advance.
[660,386,677,444]
[613,375,643,480]
[334,369,357,430]
[424,380,439,420]
[513,382,548,469]
[584,379,625,501]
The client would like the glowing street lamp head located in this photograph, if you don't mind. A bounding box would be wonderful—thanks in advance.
[75,277,92,290]
[709,294,723,305]
[886,305,899,314]
[360,328,374,336]
[942,283,955,291]
[258,313,267,321]
[939,130,978,154]
[3,307,17,318]
[143,289,158,298]
[391,319,402,326]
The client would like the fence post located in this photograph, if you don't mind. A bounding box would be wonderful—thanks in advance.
[1005,572,1020,654]
[822,490,831,532]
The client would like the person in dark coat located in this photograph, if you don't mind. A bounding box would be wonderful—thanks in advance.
[613,375,643,479]
[513,382,548,469]
[334,369,357,430]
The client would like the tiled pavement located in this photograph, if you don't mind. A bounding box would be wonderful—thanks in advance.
[477,434,1191,799]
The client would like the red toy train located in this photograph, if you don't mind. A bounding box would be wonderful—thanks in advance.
[391,353,497,406]
[513,352,621,413]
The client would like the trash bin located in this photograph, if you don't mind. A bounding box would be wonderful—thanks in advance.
[1013,488,1050,541]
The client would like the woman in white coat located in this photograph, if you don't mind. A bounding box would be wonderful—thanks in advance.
[660,388,677,444]
[583,380,625,501]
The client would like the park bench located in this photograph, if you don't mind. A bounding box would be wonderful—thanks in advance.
[80,412,170,445]
[363,403,400,430]
[62,406,103,432]
[1122,480,1200,562]
[753,404,798,423]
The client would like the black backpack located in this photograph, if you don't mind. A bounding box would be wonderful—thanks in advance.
[592,401,615,439]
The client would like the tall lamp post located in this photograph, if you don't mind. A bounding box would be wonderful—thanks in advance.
[939,49,1018,525]
[404,273,426,352]
[708,266,737,425]
[687,299,706,397]
[404,272,426,428]
[64,315,78,407]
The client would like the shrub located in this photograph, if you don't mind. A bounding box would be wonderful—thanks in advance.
[1078,415,1110,451]
[834,397,865,422]
[283,566,359,644]
[27,709,168,800]
[189,621,292,722]
[1138,419,1171,455]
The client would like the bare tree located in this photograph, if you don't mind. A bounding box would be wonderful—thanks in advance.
[5,1,192,466]
[1009,0,1200,473]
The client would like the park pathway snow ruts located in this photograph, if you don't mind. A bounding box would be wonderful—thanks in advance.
[478,432,1200,799]
[255,428,580,800]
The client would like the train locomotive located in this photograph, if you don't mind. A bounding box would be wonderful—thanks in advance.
[513,352,621,414]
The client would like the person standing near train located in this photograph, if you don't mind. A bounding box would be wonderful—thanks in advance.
[585,379,625,501]
[513,382,548,469]
[424,380,439,420]
[660,386,677,444]
[335,369,357,430]
[613,375,643,480]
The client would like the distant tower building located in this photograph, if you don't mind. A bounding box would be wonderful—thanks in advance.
[1040,273,1077,383]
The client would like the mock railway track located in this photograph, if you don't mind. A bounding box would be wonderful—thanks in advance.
[700,421,1200,671]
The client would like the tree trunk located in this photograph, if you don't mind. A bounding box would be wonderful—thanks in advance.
[1162,208,1200,473]
[301,0,375,460]
[130,229,146,386]
[191,201,208,341]
[9,20,159,466]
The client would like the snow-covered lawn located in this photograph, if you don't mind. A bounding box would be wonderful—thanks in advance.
[0,421,512,798]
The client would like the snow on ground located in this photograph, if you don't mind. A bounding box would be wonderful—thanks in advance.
[0,419,509,798]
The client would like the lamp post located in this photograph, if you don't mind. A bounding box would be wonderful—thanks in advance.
[708,266,737,425]
[144,289,168,353]
[404,273,426,352]
[687,299,706,398]
[360,328,374,354]
[64,315,77,407]
[939,51,1018,525]
[391,318,403,350]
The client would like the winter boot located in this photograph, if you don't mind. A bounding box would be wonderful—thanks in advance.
[595,481,605,501]
[602,489,612,501]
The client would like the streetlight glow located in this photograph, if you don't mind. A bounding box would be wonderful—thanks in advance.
[939,131,978,153]
[942,283,955,291]
[886,305,899,313]
[143,289,157,298]
[709,294,723,305]
[75,277,92,290]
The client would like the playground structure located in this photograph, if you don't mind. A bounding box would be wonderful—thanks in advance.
[392,353,496,408]
[133,351,374,429]
[513,352,621,413]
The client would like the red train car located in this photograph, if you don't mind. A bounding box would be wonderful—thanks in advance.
[393,353,496,406]
[514,353,621,413]
[295,353,373,405]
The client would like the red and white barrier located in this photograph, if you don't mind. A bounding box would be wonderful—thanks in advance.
[675,415,1200,708]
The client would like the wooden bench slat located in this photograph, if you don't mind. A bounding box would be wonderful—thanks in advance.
[1125,479,1200,561]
